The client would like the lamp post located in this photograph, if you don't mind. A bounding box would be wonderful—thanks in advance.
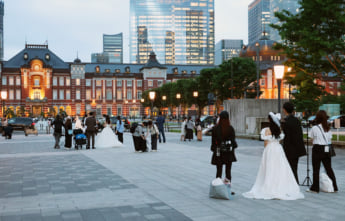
[162,95,167,116]
[1,91,7,117]
[193,91,198,116]
[255,42,260,99]
[149,91,156,118]
[274,65,285,113]
[176,93,181,122]
[140,98,145,118]
[287,67,292,100]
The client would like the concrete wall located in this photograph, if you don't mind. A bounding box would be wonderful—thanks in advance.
[223,99,289,135]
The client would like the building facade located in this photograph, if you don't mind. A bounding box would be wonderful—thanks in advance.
[215,39,243,65]
[0,44,214,117]
[248,0,270,44]
[0,0,4,61]
[129,0,214,65]
[91,33,123,63]
[270,0,300,42]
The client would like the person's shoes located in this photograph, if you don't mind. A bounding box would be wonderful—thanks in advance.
[306,189,318,193]
[92,147,96,149]
[153,150,157,152]
[138,150,143,153]
[231,192,235,195]
[86,147,90,149]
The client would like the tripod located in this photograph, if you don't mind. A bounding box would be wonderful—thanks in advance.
[302,111,312,186]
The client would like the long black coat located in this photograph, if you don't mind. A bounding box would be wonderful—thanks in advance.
[211,125,238,165]
[282,114,306,159]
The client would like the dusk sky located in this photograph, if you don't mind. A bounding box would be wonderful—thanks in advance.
[4,0,253,62]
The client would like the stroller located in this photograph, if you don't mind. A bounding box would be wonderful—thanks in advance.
[73,129,87,150]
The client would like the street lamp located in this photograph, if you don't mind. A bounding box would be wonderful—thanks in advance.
[193,91,198,116]
[140,98,145,117]
[1,91,7,117]
[274,65,285,113]
[149,91,156,118]
[176,93,181,122]
[255,42,260,99]
[162,95,167,116]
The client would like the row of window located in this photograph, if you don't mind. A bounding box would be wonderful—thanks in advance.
[52,89,142,101]
[2,90,21,100]
[2,76,21,86]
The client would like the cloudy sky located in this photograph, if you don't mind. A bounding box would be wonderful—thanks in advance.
[3,0,253,62]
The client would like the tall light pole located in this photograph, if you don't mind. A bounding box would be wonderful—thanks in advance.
[149,91,156,118]
[274,65,285,113]
[162,95,167,116]
[140,98,145,118]
[193,91,198,116]
[1,91,7,117]
[176,93,181,122]
[255,42,260,99]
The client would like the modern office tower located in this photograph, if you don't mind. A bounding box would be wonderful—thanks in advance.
[91,33,123,63]
[215,40,243,65]
[248,0,270,44]
[0,0,4,61]
[130,0,215,65]
[270,0,300,42]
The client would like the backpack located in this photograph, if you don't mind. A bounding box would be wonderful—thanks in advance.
[130,122,138,133]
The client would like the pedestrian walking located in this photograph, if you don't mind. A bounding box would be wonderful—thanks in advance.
[156,112,166,143]
[64,117,72,149]
[181,117,187,141]
[195,118,202,141]
[51,115,64,149]
[308,110,338,193]
[85,112,97,149]
[116,116,124,143]
[148,120,159,152]
[185,116,195,141]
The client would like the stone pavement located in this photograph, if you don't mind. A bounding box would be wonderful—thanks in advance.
[0,132,345,221]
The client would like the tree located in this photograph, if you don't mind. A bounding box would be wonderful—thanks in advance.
[272,0,345,78]
[217,57,257,99]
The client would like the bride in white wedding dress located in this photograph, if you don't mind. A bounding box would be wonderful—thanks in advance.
[95,117,123,148]
[243,112,304,200]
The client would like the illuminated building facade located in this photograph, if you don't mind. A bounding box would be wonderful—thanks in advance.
[130,0,214,65]
[0,44,214,117]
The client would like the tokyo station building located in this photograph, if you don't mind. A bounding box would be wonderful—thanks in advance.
[0,44,214,117]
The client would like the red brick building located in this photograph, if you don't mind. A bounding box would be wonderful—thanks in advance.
[0,44,214,117]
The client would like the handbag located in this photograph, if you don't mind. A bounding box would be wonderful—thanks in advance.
[209,178,233,200]
[317,125,336,157]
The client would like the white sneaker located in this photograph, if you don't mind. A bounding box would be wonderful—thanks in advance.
[138,150,143,153]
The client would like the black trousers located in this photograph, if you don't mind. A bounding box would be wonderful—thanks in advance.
[151,135,157,150]
[287,157,299,184]
[310,145,338,192]
[133,136,140,151]
[216,163,232,181]
[117,132,123,143]
[86,131,95,148]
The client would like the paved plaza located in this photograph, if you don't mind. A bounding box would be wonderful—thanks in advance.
[0,131,345,221]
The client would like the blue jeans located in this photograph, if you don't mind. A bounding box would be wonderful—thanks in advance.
[159,128,166,143]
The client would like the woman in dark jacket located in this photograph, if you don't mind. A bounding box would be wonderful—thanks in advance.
[210,111,237,182]
[64,118,72,148]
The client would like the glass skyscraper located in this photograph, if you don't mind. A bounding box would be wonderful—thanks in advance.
[130,0,214,65]
[91,33,123,63]
[248,0,270,44]
[215,40,243,65]
[270,0,300,42]
[0,0,4,61]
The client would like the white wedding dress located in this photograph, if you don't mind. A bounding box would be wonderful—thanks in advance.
[243,128,304,200]
[95,124,123,148]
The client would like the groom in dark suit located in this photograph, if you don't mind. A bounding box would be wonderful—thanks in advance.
[282,102,306,184]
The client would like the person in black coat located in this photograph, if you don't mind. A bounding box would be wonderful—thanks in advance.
[64,118,72,148]
[282,102,307,184]
[210,111,238,182]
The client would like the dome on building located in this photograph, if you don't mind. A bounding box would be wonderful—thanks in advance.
[74,57,81,63]
[240,38,278,57]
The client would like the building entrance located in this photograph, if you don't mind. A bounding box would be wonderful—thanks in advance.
[32,106,42,117]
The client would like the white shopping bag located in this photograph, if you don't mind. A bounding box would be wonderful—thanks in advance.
[320,173,334,193]
[209,178,233,200]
